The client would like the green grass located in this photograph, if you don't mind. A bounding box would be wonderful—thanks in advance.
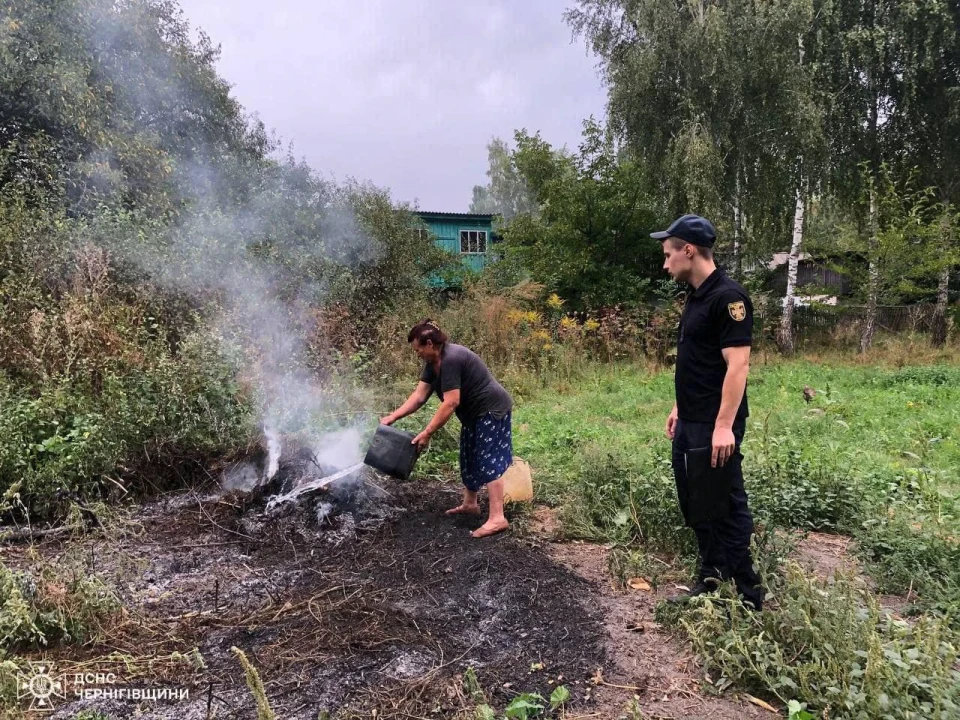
[512,359,960,615]
[513,359,960,501]
[505,357,960,719]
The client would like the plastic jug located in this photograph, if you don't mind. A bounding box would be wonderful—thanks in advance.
[363,425,419,480]
[501,458,534,503]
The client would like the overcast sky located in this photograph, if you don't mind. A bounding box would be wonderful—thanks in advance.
[177,0,607,211]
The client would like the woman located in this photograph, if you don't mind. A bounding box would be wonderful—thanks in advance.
[380,320,514,538]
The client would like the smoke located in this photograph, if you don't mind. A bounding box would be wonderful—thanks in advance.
[79,3,384,486]
[313,428,365,472]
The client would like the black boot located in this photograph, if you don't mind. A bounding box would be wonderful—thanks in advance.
[666,577,720,604]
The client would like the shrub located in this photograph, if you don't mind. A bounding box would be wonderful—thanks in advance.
[659,563,960,719]
[0,327,255,516]
[0,560,119,649]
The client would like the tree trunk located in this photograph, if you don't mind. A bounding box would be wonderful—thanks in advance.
[931,216,952,348]
[778,186,805,354]
[859,184,880,354]
[733,169,743,280]
[930,264,950,347]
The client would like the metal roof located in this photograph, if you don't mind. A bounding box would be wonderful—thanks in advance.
[415,210,497,220]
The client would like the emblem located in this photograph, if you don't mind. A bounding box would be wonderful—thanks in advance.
[728,301,746,321]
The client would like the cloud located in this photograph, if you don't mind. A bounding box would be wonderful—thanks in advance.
[178,0,606,210]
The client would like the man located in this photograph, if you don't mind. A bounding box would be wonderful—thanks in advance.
[651,214,764,610]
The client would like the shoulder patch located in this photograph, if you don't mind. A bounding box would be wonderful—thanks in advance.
[727,301,746,321]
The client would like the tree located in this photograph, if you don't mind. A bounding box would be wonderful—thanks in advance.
[468,137,537,220]
[567,0,825,277]
[887,0,960,347]
[499,121,661,309]
[0,0,262,215]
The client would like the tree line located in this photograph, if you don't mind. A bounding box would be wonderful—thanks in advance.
[471,0,959,351]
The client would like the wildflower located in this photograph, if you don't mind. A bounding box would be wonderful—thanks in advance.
[506,310,525,325]
[559,316,578,331]
[584,319,600,332]
[546,293,565,310]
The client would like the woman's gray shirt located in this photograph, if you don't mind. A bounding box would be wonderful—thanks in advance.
[420,344,513,424]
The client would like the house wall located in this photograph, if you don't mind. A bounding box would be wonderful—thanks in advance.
[768,261,853,296]
[419,214,494,274]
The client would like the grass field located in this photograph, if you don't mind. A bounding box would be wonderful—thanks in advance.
[399,357,960,718]
[514,359,960,500]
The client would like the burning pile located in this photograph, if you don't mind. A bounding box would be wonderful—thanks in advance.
[219,425,400,532]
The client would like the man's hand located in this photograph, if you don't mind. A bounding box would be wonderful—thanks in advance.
[665,405,679,440]
[712,426,736,467]
[380,415,395,426]
[412,429,432,452]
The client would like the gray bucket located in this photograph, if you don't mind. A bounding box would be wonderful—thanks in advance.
[363,425,419,480]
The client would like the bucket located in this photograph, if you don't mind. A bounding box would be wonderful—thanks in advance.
[501,458,533,503]
[363,424,419,480]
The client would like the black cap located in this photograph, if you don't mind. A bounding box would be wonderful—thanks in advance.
[650,214,717,248]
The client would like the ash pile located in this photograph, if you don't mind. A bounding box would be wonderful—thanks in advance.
[220,427,400,542]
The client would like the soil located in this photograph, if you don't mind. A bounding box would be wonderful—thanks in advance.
[8,482,905,720]
[788,529,910,615]
[8,478,610,720]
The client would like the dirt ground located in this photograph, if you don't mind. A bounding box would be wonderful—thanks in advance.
[9,476,612,719]
[6,476,865,720]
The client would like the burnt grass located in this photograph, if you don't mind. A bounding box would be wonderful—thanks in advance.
[24,474,606,719]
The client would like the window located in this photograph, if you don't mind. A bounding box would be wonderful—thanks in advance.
[459,230,487,254]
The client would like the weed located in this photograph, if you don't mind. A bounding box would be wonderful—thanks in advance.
[858,517,960,624]
[658,563,960,719]
[0,560,119,649]
[231,646,275,720]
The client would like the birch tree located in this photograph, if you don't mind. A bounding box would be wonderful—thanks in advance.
[779,187,806,353]
[469,138,537,220]
[889,0,960,347]
[567,0,825,282]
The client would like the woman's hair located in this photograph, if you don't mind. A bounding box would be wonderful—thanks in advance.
[407,319,448,347]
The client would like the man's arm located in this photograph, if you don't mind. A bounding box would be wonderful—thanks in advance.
[712,345,750,466]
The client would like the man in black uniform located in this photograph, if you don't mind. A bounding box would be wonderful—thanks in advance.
[651,214,764,610]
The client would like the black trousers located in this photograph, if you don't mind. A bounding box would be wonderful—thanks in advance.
[671,419,764,608]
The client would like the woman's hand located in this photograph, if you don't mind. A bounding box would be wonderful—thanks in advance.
[412,430,432,452]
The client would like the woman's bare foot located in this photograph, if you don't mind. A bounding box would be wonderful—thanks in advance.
[471,518,509,538]
[445,504,481,516]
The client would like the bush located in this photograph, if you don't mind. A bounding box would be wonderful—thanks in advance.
[659,563,960,719]
[366,283,677,390]
[0,328,255,517]
[0,560,119,649]
[562,442,695,555]
[747,445,869,532]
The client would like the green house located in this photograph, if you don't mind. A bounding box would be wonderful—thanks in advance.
[415,211,499,282]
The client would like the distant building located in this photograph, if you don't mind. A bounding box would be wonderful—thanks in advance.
[766,252,854,304]
[415,211,500,287]
[714,250,856,305]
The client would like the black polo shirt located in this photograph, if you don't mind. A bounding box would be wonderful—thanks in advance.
[675,269,752,425]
